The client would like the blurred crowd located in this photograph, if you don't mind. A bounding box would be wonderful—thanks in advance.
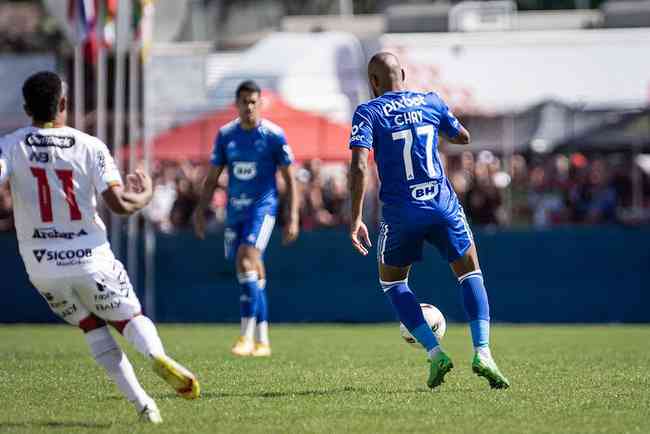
[1,151,649,234]
[139,158,371,234]
[446,151,650,228]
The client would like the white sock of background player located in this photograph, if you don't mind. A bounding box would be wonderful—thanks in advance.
[85,326,154,412]
[122,315,165,358]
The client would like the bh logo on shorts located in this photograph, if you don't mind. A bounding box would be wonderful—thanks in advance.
[233,161,257,181]
[410,181,439,201]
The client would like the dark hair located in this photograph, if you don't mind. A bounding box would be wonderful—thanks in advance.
[235,80,261,99]
[22,71,63,122]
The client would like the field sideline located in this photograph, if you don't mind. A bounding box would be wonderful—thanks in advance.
[0,324,648,434]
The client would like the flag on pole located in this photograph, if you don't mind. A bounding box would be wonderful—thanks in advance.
[103,0,118,49]
[67,0,97,45]
[132,0,155,61]
[68,0,120,62]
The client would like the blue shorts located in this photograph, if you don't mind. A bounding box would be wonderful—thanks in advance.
[377,202,473,267]
[224,211,276,261]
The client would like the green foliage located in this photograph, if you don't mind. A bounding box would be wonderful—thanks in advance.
[0,324,648,433]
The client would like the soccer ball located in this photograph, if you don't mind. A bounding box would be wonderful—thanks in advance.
[400,303,446,347]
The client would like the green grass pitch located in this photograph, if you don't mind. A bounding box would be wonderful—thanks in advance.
[0,324,648,434]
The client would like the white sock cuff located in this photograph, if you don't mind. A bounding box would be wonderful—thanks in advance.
[458,270,483,284]
[379,278,408,292]
[237,271,259,284]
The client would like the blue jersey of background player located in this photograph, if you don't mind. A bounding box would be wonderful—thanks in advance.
[348,53,510,389]
[195,80,299,357]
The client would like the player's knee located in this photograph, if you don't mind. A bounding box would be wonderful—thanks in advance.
[450,243,479,276]
[237,247,260,272]
[78,314,107,333]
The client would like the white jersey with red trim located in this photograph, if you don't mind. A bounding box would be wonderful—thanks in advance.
[0,126,121,278]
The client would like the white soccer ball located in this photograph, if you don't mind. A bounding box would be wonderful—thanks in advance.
[400,303,446,347]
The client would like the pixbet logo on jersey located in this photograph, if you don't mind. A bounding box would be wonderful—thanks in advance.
[232,162,257,180]
[33,248,92,266]
[382,95,426,117]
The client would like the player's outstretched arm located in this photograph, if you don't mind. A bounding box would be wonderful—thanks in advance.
[349,147,372,256]
[102,170,153,216]
[193,165,224,240]
[444,125,471,145]
[279,164,299,245]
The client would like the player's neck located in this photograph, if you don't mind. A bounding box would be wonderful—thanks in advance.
[378,83,407,96]
[32,119,65,129]
[239,119,259,130]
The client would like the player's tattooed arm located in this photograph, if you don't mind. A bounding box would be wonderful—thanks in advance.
[279,164,299,245]
[102,169,153,215]
[349,147,372,256]
[193,165,224,239]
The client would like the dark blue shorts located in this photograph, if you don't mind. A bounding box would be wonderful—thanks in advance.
[224,210,276,261]
[377,202,473,267]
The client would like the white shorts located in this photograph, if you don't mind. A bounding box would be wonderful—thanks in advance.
[29,259,142,326]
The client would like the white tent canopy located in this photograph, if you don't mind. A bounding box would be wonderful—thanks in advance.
[211,32,367,123]
[382,28,650,113]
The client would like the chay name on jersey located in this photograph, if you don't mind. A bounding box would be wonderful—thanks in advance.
[32,227,88,240]
[394,110,423,127]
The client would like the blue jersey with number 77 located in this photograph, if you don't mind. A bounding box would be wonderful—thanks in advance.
[349,90,462,211]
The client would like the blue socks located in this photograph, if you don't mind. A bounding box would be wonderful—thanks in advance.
[383,281,439,351]
[256,280,268,323]
[238,271,260,320]
[458,271,490,348]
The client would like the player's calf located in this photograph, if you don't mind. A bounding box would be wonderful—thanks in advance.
[83,321,158,417]
[233,270,263,354]
[381,276,454,388]
[253,278,271,355]
[115,314,201,399]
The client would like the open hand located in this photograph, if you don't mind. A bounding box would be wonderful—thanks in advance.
[350,219,371,256]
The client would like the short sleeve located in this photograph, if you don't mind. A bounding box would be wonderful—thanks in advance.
[272,129,293,166]
[210,131,227,167]
[91,140,122,193]
[0,138,12,185]
[349,105,374,149]
[435,96,462,139]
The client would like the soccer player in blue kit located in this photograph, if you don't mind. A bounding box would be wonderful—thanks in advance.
[194,80,299,357]
[349,53,510,389]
